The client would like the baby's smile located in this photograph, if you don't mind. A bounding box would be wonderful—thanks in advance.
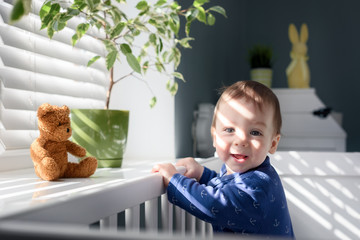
[231,154,249,163]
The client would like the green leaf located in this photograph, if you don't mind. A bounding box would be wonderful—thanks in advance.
[155,61,164,72]
[150,96,157,108]
[207,13,215,25]
[47,24,55,38]
[67,8,81,17]
[124,34,134,44]
[149,33,157,45]
[106,51,118,70]
[178,37,194,48]
[196,6,207,24]
[142,61,149,74]
[194,0,209,6]
[208,6,227,18]
[10,0,31,22]
[136,1,148,10]
[185,21,191,36]
[170,1,180,10]
[155,0,167,6]
[85,0,95,11]
[186,8,199,22]
[75,23,89,41]
[173,47,181,69]
[110,22,126,39]
[39,1,52,20]
[162,51,169,63]
[52,19,66,31]
[72,33,78,46]
[126,53,141,73]
[103,39,117,52]
[169,13,180,36]
[120,43,132,55]
[49,3,61,16]
[156,37,163,54]
[166,80,178,96]
[87,56,101,67]
[172,72,185,82]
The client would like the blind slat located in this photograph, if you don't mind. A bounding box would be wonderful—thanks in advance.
[0,24,107,72]
[0,130,39,151]
[0,67,107,100]
[1,87,106,111]
[0,46,108,85]
[0,106,37,130]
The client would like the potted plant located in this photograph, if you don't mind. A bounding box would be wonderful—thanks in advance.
[11,0,226,167]
[248,44,273,88]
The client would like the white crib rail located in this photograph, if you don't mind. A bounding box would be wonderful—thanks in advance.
[97,193,212,237]
[0,161,213,237]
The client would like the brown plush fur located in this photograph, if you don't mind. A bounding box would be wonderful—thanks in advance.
[30,103,97,181]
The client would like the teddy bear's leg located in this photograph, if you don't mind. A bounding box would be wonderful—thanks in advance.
[63,157,98,178]
[35,157,61,181]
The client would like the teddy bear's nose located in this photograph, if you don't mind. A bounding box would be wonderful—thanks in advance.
[67,128,70,133]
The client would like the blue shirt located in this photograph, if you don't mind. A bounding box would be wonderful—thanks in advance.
[167,156,294,237]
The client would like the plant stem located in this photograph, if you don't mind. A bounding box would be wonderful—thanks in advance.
[105,67,114,109]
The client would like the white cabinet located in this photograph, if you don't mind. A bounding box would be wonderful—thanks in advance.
[273,88,346,151]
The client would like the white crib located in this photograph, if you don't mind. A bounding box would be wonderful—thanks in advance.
[0,151,359,240]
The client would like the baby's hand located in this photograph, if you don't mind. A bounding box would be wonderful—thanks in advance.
[176,157,204,182]
[152,163,178,187]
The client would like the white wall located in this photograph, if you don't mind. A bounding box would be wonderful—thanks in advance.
[109,1,175,162]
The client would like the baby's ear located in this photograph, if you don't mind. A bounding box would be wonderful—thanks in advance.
[269,134,281,154]
[37,103,54,119]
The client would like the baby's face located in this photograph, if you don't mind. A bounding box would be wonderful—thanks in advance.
[212,97,280,174]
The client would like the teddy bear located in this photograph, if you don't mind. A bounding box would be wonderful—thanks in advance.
[30,103,98,181]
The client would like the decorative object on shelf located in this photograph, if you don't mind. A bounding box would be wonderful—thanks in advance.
[30,103,98,181]
[286,23,310,88]
[11,0,226,168]
[71,109,129,168]
[313,107,332,119]
[248,44,273,88]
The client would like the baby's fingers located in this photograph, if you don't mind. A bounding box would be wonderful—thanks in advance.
[151,164,160,173]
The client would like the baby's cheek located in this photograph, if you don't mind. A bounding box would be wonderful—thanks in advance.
[215,135,229,150]
[250,139,261,149]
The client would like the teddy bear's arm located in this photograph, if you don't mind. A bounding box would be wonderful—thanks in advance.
[65,140,86,157]
[30,138,50,163]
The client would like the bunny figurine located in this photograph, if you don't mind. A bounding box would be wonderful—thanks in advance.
[286,23,310,88]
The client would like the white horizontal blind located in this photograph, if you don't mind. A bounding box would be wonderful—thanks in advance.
[0,0,108,157]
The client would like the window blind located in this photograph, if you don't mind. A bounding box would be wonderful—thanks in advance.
[0,0,109,170]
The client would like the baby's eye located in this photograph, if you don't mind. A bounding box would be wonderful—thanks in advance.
[224,128,235,133]
[250,130,262,136]
[58,122,62,126]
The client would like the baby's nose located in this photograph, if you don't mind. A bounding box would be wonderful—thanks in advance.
[234,131,247,146]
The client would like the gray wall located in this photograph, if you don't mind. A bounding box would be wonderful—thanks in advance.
[175,0,360,157]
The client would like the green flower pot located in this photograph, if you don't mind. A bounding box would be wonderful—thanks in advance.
[70,109,129,168]
[250,68,273,88]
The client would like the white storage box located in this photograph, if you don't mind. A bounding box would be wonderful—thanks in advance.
[273,88,346,152]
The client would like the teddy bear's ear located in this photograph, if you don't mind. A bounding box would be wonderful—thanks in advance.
[37,103,54,119]
[61,105,70,115]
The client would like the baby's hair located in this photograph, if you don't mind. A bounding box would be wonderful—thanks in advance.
[212,81,282,135]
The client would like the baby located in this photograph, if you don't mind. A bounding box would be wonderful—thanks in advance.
[152,81,294,237]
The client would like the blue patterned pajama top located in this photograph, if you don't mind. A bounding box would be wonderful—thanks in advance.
[167,156,294,238]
